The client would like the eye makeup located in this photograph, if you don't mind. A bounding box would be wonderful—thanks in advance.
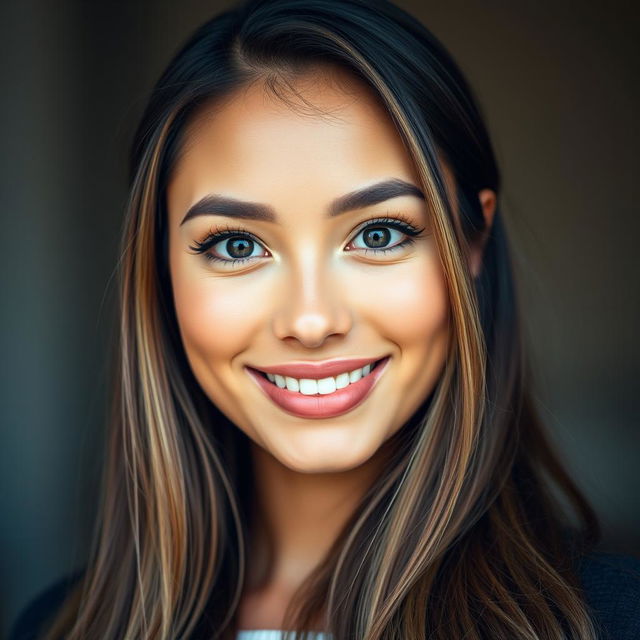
[188,224,269,267]
[187,212,427,268]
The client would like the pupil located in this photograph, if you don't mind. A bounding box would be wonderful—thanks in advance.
[364,227,390,248]
[228,237,253,258]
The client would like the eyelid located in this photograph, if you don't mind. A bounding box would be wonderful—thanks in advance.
[188,224,261,253]
[347,212,425,241]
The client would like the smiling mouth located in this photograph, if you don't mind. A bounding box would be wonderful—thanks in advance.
[246,355,391,419]
[252,357,388,396]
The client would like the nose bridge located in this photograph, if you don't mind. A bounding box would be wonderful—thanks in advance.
[272,240,351,347]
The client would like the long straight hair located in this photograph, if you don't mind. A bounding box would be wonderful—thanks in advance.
[43,0,602,638]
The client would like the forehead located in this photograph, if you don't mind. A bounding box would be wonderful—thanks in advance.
[167,68,421,220]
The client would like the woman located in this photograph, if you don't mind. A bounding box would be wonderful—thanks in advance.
[10,0,640,638]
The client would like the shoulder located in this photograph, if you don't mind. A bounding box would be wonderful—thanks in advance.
[576,551,640,640]
[9,569,84,640]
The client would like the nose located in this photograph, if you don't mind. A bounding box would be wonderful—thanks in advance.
[272,254,353,349]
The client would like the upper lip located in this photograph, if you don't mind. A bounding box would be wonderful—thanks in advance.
[248,356,388,379]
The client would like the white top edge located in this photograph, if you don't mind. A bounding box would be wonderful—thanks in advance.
[236,632,331,640]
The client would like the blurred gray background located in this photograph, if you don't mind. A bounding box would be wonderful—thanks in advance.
[1,0,638,635]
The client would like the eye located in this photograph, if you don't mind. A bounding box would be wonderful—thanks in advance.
[346,215,426,257]
[208,235,266,261]
[188,226,270,267]
[188,214,426,269]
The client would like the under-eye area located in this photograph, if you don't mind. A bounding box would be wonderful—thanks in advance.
[250,357,389,396]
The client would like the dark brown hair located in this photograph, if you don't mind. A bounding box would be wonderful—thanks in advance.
[42,0,601,638]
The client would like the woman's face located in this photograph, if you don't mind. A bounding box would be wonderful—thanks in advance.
[167,69,450,473]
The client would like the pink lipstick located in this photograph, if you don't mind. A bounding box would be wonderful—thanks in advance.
[245,356,391,419]
[256,356,379,380]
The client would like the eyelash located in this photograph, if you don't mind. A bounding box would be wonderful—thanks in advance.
[188,213,427,267]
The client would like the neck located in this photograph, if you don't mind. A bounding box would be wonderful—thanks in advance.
[245,441,387,593]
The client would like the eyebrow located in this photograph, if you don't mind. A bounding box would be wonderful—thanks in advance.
[179,178,425,226]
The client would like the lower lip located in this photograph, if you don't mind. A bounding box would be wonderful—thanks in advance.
[245,357,391,419]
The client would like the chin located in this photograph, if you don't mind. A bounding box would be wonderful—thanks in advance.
[274,431,380,474]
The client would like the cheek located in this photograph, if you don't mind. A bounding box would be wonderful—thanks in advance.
[170,262,272,371]
[350,253,449,346]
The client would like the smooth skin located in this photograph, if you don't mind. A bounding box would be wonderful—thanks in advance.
[167,66,495,629]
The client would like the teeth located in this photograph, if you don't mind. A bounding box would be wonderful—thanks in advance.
[263,361,380,395]
[299,379,319,395]
[317,376,336,395]
[335,372,350,389]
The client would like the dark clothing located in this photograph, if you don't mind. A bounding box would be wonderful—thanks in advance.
[576,551,640,639]
[9,551,640,639]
